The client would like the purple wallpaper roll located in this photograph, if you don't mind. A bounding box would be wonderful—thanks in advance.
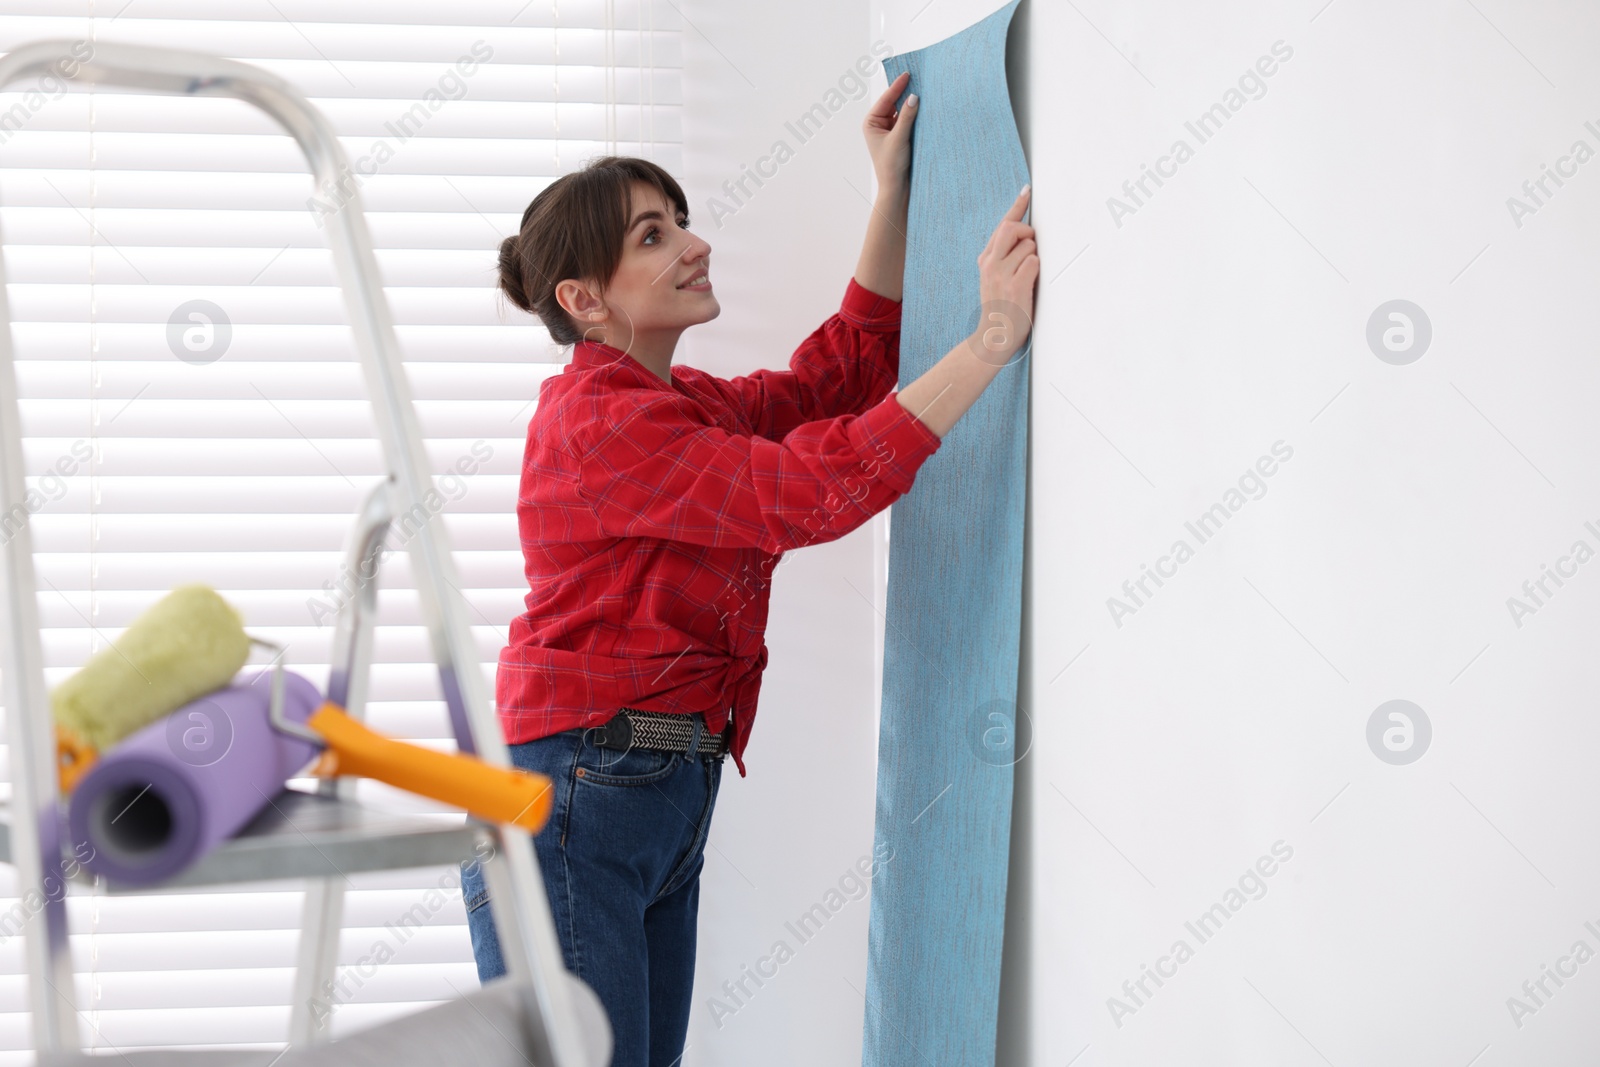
[67,668,324,886]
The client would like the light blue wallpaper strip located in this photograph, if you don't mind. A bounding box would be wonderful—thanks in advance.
[864,2,1030,1065]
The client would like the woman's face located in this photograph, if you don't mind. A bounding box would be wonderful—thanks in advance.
[562,180,717,357]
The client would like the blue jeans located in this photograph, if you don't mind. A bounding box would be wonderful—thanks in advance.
[460,720,724,1067]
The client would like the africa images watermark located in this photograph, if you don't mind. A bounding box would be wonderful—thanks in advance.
[705,842,895,1030]
[1504,117,1600,230]
[305,440,494,625]
[1106,440,1295,628]
[1107,839,1295,1028]
[0,439,94,548]
[0,839,97,945]
[1106,39,1295,228]
[1505,917,1600,1031]
[306,39,493,227]
[705,39,893,228]
[707,435,898,638]
[0,38,95,145]
[1503,516,1600,629]
[307,836,498,1027]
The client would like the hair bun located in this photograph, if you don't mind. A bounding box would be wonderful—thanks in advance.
[498,233,532,313]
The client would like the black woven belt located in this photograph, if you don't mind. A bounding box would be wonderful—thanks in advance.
[589,707,729,757]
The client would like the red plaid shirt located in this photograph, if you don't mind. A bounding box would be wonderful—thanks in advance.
[495,277,942,776]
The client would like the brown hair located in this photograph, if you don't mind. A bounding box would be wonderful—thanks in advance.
[498,155,689,345]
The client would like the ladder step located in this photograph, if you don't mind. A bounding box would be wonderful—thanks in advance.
[35,973,612,1067]
[0,787,489,894]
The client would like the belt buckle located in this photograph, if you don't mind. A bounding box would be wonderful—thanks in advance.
[591,711,635,751]
[705,720,730,758]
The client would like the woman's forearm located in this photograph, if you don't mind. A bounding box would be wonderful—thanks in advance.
[853,179,909,302]
[895,333,1009,440]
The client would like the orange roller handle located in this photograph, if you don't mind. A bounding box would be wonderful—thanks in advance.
[57,724,98,794]
[303,702,552,834]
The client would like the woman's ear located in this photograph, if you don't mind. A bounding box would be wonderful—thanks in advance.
[555,278,605,321]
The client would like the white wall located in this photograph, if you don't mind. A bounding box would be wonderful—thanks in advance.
[1020,1,1600,1064]
[862,0,1600,1063]
[677,5,897,1063]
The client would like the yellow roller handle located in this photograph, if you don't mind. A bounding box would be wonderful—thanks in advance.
[304,702,552,834]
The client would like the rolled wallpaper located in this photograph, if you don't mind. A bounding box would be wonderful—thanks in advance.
[67,668,324,886]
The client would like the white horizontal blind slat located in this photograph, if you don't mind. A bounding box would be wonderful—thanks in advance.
[0,0,679,1051]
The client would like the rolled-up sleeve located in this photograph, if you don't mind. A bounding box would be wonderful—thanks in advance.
[571,387,940,554]
[707,278,903,442]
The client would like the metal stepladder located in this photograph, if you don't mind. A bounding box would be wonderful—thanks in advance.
[0,39,607,1065]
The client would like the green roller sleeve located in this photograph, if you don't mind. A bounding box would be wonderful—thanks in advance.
[50,583,252,753]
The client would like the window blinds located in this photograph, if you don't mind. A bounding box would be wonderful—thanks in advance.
[0,1,681,1057]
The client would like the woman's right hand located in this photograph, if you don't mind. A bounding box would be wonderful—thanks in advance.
[971,185,1038,364]
[894,183,1039,439]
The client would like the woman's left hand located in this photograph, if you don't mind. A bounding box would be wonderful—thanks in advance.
[863,70,917,191]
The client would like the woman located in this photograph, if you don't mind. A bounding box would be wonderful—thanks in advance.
[459,69,1037,1065]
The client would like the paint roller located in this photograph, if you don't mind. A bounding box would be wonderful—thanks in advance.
[67,661,554,886]
[52,583,252,792]
[54,585,553,886]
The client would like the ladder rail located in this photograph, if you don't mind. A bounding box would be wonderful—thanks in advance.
[0,39,93,1057]
[288,479,393,1046]
[0,39,591,1065]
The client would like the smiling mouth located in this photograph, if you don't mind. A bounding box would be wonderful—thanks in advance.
[678,272,711,289]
